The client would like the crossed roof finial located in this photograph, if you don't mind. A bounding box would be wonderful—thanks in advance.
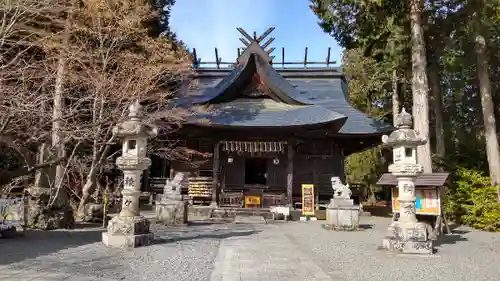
[237,27,276,61]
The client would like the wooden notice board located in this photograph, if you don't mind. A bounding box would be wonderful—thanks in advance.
[392,187,441,216]
[301,184,315,216]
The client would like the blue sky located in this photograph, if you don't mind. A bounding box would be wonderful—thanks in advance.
[170,0,342,67]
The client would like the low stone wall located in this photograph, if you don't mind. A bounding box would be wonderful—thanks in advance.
[188,206,213,221]
[0,197,25,238]
[187,206,273,221]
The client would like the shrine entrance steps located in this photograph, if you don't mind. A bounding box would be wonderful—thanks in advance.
[188,206,274,222]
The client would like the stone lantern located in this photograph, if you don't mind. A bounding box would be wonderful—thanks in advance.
[381,108,433,254]
[102,100,158,248]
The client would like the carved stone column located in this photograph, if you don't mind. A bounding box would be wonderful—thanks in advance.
[381,108,433,254]
[102,100,158,248]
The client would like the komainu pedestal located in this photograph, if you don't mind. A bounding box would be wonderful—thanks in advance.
[155,172,188,226]
[324,177,360,230]
[156,200,188,226]
[102,215,154,248]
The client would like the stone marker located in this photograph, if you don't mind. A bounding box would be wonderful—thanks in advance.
[102,100,158,248]
[324,177,360,230]
[380,108,434,254]
[155,172,188,226]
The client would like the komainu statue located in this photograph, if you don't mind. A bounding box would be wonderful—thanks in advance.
[161,172,185,202]
[330,176,352,199]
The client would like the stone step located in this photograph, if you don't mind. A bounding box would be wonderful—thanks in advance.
[234,215,267,224]
[211,208,273,220]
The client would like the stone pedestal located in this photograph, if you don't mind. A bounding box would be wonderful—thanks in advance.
[382,221,433,254]
[325,198,360,230]
[326,206,360,228]
[102,215,154,248]
[328,198,354,208]
[156,199,188,226]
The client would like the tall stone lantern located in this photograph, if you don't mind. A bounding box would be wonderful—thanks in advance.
[102,100,158,248]
[381,108,433,254]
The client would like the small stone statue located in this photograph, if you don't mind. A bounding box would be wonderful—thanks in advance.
[161,172,184,202]
[331,176,352,199]
[156,172,188,225]
[325,177,359,230]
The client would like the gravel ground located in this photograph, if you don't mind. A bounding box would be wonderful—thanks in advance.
[0,217,499,281]
[279,217,500,281]
[0,221,258,281]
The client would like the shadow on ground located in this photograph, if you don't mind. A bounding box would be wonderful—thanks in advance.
[0,228,104,266]
[154,229,261,244]
[359,224,374,230]
[434,228,469,247]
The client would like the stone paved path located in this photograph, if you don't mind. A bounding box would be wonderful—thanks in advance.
[0,267,119,281]
[210,223,331,281]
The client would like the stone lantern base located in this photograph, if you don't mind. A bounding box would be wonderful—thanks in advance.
[102,215,154,248]
[381,221,434,254]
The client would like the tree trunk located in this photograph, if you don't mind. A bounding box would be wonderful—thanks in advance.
[475,25,500,201]
[26,144,73,229]
[77,164,98,219]
[410,0,433,173]
[76,140,113,219]
[76,92,108,220]
[428,65,446,160]
[51,57,68,209]
[392,69,400,125]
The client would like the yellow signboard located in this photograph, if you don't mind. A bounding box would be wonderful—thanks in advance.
[392,187,441,216]
[244,196,261,208]
[301,184,315,216]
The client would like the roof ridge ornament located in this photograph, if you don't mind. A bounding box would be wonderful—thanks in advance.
[128,100,143,119]
[236,27,275,64]
[382,108,427,146]
[395,107,412,129]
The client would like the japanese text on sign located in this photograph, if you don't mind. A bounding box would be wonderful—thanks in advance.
[301,184,315,216]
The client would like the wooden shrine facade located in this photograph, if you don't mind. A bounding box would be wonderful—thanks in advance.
[169,136,349,208]
[152,28,393,208]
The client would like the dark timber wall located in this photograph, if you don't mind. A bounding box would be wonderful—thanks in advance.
[166,137,345,202]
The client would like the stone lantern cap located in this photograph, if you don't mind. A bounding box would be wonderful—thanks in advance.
[381,108,427,146]
[112,100,158,138]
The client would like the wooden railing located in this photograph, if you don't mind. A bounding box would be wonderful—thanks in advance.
[262,193,287,208]
[219,191,244,208]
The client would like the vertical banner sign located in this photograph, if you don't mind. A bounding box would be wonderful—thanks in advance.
[301,184,315,216]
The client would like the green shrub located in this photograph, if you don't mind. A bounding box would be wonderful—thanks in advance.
[444,167,500,231]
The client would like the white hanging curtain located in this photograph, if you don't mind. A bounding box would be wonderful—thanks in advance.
[221,141,287,153]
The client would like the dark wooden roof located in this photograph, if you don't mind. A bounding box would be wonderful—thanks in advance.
[376,173,450,186]
[172,35,393,136]
[187,98,347,128]
[195,53,307,106]
[175,70,393,135]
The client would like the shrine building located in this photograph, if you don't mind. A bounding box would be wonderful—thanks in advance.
[150,28,393,209]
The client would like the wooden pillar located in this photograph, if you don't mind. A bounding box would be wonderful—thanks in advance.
[313,158,320,210]
[312,141,320,210]
[339,148,346,183]
[211,141,220,206]
[287,143,294,207]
